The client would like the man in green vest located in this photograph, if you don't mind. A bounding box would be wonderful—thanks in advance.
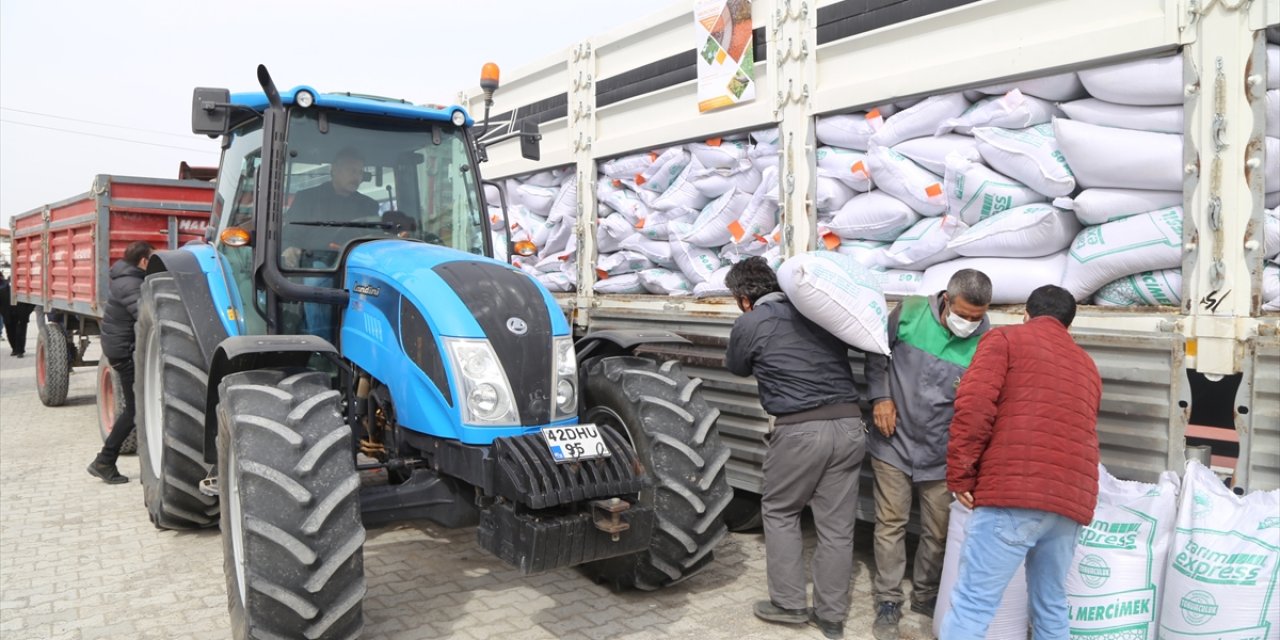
[863,269,992,640]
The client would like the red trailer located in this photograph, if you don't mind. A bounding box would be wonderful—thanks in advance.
[9,174,214,451]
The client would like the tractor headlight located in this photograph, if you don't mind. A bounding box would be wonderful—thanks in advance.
[445,338,518,425]
[451,110,467,127]
[552,336,578,419]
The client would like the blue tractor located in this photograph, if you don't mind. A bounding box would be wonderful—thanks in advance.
[134,65,732,639]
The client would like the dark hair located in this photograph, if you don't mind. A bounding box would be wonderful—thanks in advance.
[1026,284,1077,327]
[725,256,780,306]
[947,269,992,307]
[124,241,154,267]
[334,147,364,165]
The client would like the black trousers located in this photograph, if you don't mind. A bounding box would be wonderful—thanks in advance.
[3,303,33,355]
[98,356,136,464]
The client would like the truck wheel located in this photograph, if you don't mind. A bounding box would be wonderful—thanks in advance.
[580,356,732,590]
[135,273,218,529]
[218,369,365,640]
[96,360,137,455]
[36,322,70,406]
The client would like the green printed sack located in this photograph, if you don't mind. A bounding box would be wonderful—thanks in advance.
[1066,465,1179,640]
[1061,208,1183,301]
[1093,269,1182,307]
[1159,461,1280,640]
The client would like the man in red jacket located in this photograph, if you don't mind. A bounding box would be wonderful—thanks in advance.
[940,285,1102,640]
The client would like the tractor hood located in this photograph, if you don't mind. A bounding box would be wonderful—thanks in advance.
[339,240,574,443]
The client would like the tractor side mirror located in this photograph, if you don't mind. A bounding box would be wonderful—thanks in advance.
[192,87,232,136]
[519,120,541,162]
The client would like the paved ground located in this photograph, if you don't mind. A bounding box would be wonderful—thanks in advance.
[0,333,937,639]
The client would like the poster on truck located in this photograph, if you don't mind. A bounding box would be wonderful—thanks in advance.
[694,0,754,113]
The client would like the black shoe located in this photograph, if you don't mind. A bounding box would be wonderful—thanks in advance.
[872,601,901,640]
[87,461,128,484]
[807,611,844,639]
[13,353,23,358]
[753,600,809,625]
[910,596,937,618]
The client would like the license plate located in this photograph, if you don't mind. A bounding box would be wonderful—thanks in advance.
[541,424,611,463]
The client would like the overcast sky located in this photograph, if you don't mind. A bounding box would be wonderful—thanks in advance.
[0,0,649,227]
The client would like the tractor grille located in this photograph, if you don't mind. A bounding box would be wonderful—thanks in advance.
[491,425,647,509]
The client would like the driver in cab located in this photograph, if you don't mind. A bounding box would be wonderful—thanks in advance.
[282,147,379,269]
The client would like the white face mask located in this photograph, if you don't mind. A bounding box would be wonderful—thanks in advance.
[946,312,980,338]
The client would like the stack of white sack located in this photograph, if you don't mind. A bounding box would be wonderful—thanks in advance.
[498,167,580,292]
[593,129,785,297]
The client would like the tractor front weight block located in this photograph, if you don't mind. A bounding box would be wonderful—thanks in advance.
[477,499,655,574]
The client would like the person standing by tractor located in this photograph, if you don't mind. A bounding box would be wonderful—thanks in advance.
[86,241,153,484]
[725,256,866,640]
[862,269,992,639]
[941,284,1102,639]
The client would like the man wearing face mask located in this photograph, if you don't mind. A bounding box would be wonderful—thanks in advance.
[862,269,991,640]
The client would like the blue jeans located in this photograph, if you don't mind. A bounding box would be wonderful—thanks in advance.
[940,507,1080,640]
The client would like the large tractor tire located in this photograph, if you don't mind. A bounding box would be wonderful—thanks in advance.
[580,356,733,590]
[218,369,366,640]
[36,322,70,406]
[135,273,218,529]
[96,359,137,455]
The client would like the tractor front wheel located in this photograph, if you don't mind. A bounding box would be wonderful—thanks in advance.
[218,368,366,640]
[579,355,732,590]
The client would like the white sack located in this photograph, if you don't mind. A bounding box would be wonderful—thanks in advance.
[619,234,676,269]
[947,203,1082,258]
[882,215,968,270]
[816,176,858,213]
[1059,99,1183,134]
[936,90,1060,135]
[690,164,763,199]
[599,187,651,227]
[1078,54,1184,106]
[488,206,506,231]
[777,251,891,354]
[596,250,655,277]
[731,178,781,247]
[750,141,780,170]
[869,93,970,148]
[1055,189,1185,226]
[693,266,734,298]
[637,206,697,241]
[1066,466,1179,640]
[670,238,725,285]
[816,111,881,151]
[593,272,648,295]
[541,217,575,256]
[638,268,693,296]
[1159,461,1280,640]
[1093,269,1182,307]
[596,214,637,254]
[546,175,579,224]
[944,153,1047,225]
[751,128,780,146]
[535,249,575,273]
[652,157,713,211]
[1265,207,1279,260]
[483,183,502,205]
[817,146,874,191]
[875,269,925,298]
[681,188,752,248]
[974,123,1076,197]
[1269,91,1280,138]
[522,168,569,187]
[1269,137,1279,193]
[1062,207,1184,300]
[1263,263,1279,308]
[827,191,923,241]
[1270,191,1280,209]
[688,139,751,171]
[1054,118,1184,191]
[923,252,1069,305]
[866,146,947,216]
[936,502,1030,640]
[1269,44,1279,89]
[974,71,1087,101]
[635,147,691,193]
[835,239,891,269]
[517,184,558,217]
[893,135,979,177]
[536,270,575,292]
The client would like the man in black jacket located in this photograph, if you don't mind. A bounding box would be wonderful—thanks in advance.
[87,241,153,484]
[725,257,866,640]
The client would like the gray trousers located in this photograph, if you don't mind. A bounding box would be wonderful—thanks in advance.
[871,457,951,606]
[762,417,866,622]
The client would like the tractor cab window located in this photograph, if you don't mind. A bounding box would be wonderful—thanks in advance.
[280,109,486,272]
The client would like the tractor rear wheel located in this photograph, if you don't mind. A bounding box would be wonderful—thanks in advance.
[135,273,218,529]
[218,368,366,640]
[96,359,136,455]
[36,321,70,406]
[579,355,732,590]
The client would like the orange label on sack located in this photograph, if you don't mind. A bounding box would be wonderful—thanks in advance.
[706,137,723,147]
[612,179,623,188]
[866,109,881,121]
[822,234,841,251]
[634,174,647,186]
[728,220,746,242]
[754,233,768,243]
[596,269,607,280]
[648,151,660,162]
[925,183,943,198]
[851,161,867,176]
[635,218,646,229]
[773,231,782,243]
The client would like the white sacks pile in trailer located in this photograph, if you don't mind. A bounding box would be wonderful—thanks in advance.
[501,167,579,292]
[593,130,784,297]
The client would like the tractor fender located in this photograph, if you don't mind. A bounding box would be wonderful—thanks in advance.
[574,329,690,362]
[201,335,339,463]
[145,247,237,367]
